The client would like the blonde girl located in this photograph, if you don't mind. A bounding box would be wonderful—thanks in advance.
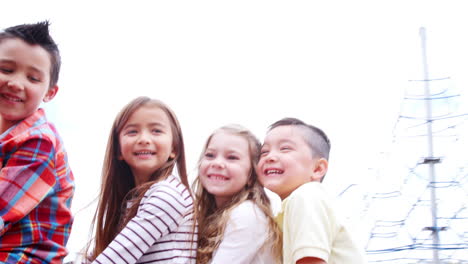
[86,96,196,263]
[194,125,282,264]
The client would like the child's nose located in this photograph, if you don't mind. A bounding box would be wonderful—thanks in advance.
[211,158,225,168]
[265,152,278,163]
[137,131,151,144]
[6,78,24,92]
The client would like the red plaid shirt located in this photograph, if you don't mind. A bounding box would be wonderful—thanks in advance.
[0,108,74,264]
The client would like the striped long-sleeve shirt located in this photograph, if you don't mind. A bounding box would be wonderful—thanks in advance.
[0,108,75,264]
[92,174,197,264]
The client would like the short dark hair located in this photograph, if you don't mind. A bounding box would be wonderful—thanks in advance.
[269,117,331,160]
[0,21,61,88]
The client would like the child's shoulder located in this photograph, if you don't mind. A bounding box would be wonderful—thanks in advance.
[146,175,193,203]
[232,200,257,214]
[230,200,266,223]
[281,183,334,225]
[289,181,326,200]
[150,174,185,189]
[1,110,65,158]
[3,109,59,142]
[282,182,333,215]
[224,201,269,239]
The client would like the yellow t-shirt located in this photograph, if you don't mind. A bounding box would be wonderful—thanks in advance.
[276,182,366,264]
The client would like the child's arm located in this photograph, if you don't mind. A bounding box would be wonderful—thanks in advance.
[91,182,192,264]
[297,257,327,264]
[211,201,270,264]
[0,138,56,236]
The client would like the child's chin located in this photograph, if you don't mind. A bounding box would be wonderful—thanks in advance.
[264,184,281,194]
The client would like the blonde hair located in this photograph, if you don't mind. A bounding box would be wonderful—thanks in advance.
[194,124,282,264]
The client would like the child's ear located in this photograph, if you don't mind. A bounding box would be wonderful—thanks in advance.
[169,152,176,160]
[43,85,58,102]
[311,158,328,182]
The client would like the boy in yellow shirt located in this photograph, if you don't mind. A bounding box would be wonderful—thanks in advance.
[257,117,366,264]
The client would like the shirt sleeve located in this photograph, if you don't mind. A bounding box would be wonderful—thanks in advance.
[92,182,188,264]
[287,187,336,263]
[211,202,269,264]
[0,137,56,236]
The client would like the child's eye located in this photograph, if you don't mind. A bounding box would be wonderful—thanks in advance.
[152,128,163,134]
[125,130,138,135]
[28,76,41,82]
[260,150,269,156]
[280,146,292,151]
[227,155,239,160]
[204,152,215,158]
[0,67,13,74]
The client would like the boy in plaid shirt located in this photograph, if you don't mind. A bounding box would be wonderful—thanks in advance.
[0,21,74,263]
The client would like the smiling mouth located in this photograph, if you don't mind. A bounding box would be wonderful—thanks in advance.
[208,174,229,181]
[134,151,156,156]
[1,93,23,103]
[264,169,284,175]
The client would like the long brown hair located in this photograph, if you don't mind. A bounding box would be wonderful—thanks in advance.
[85,96,190,261]
[194,125,282,264]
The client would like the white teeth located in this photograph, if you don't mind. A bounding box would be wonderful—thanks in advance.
[135,151,154,155]
[209,175,228,181]
[2,94,22,102]
[266,169,282,175]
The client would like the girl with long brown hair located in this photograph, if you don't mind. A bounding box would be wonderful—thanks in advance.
[194,125,282,264]
[85,96,196,263]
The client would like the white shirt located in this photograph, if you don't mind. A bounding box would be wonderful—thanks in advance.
[210,200,277,264]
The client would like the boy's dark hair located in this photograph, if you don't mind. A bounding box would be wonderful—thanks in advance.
[269,117,331,160]
[0,21,61,88]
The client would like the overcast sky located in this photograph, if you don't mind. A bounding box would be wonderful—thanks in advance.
[3,1,468,262]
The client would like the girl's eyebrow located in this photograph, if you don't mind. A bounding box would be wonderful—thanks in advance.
[148,122,166,127]
[122,123,139,130]
[123,122,166,129]
[224,148,245,157]
[205,147,216,152]
[205,147,242,155]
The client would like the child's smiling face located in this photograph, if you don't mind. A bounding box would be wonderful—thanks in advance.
[119,105,175,185]
[0,38,57,132]
[199,131,251,207]
[257,125,318,200]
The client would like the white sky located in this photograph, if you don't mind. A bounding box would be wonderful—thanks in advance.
[3,1,468,262]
